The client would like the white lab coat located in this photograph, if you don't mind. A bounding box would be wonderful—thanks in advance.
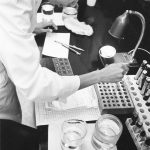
[0,0,80,128]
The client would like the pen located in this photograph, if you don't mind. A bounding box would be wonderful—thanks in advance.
[65,45,81,55]
[55,40,84,51]
[69,45,84,51]
[54,41,81,55]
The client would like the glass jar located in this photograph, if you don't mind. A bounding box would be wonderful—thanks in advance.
[61,119,87,150]
[91,114,123,150]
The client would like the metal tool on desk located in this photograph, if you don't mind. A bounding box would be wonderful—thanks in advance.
[54,40,84,55]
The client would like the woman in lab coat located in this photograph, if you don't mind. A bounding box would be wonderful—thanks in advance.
[0,0,128,132]
[0,0,80,128]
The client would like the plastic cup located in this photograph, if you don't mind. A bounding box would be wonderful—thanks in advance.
[87,0,97,7]
[61,119,87,150]
[99,45,116,65]
[91,114,123,150]
[41,2,54,22]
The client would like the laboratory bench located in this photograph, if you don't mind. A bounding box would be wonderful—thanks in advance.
[0,0,150,150]
[36,1,150,150]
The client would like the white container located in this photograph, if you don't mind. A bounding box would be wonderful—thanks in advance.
[62,7,78,21]
[87,0,97,7]
[41,2,54,22]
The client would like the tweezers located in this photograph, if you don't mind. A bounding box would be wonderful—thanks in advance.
[54,40,84,55]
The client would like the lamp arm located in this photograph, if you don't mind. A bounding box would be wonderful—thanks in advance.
[127,10,146,61]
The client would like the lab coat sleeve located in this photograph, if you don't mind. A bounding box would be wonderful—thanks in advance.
[0,1,80,103]
[1,30,80,103]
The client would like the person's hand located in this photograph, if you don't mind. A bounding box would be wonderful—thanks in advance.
[99,63,129,83]
[33,20,58,34]
[48,0,78,7]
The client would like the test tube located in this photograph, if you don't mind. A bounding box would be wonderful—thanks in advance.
[143,88,150,101]
[130,111,138,125]
[141,77,150,95]
[137,70,147,89]
[133,121,143,133]
[146,95,150,103]
[145,64,150,77]
[145,100,150,106]
[134,60,148,80]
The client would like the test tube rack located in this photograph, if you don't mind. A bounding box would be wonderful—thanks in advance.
[94,80,134,115]
[52,58,74,76]
[125,118,149,150]
[124,75,150,150]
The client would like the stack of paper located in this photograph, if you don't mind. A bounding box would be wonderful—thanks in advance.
[35,85,100,126]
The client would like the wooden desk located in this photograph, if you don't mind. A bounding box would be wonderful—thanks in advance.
[36,1,141,150]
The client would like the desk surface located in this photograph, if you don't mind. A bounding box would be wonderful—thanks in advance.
[36,0,141,150]
[36,1,140,150]
[37,0,143,74]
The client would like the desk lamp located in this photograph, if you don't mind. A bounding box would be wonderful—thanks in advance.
[108,10,145,65]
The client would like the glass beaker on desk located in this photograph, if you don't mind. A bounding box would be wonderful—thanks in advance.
[91,114,123,150]
[61,119,87,150]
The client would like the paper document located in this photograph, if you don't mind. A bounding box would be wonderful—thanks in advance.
[48,122,96,150]
[42,33,70,58]
[48,85,98,110]
[37,13,64,26]
[35,85,100,126]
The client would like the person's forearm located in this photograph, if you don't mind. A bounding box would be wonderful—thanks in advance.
[79,70,100,89]
[79,62,129,89]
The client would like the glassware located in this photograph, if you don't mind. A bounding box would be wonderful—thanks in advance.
[41,2,54,22]
[61,119,87,150]
[99,45,116,65]
[91,114,123,150]
[62,6,78,21]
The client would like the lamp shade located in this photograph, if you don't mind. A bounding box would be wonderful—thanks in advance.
[108,10,145,62]
[109,11,129,39]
